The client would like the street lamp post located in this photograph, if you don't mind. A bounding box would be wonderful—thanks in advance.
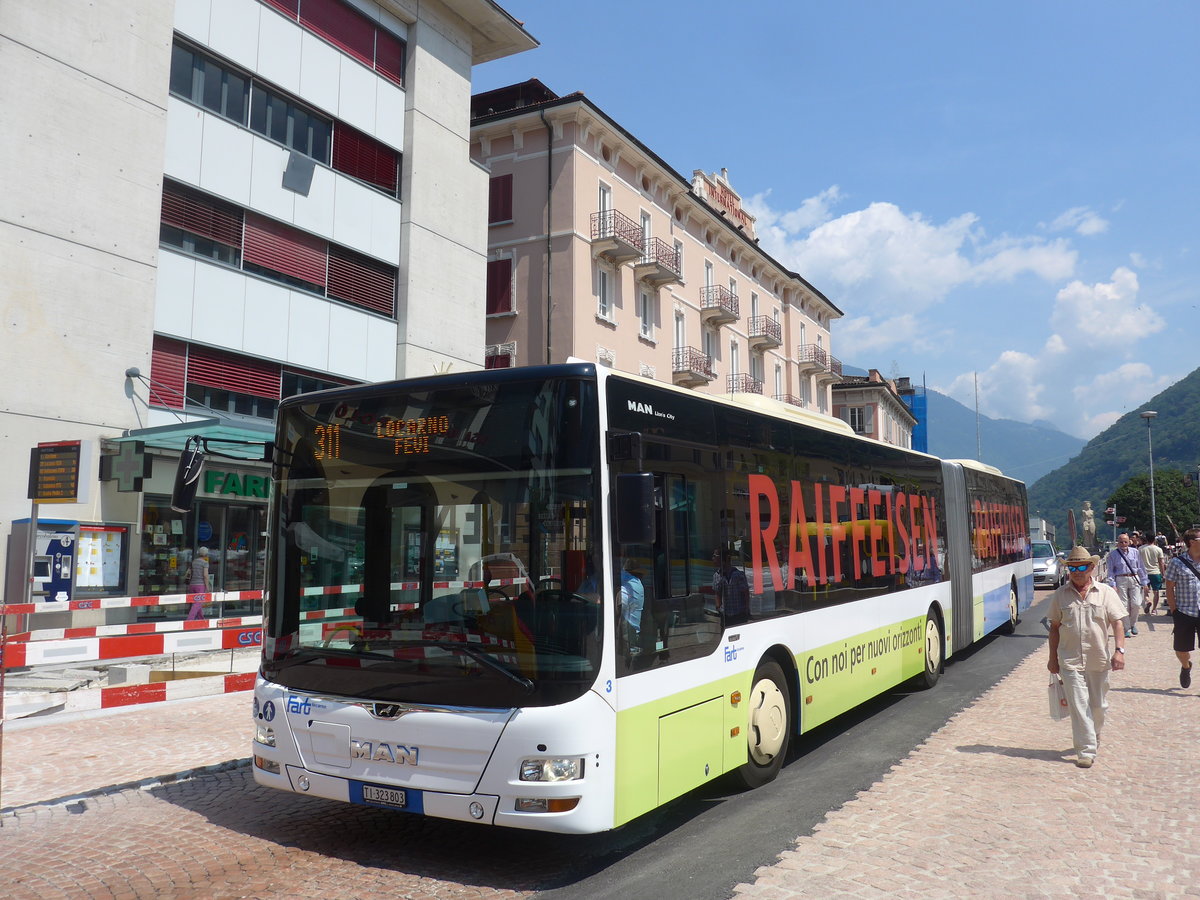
[1141,411,1158,538]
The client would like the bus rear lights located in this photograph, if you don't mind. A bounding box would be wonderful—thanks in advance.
[520,758,584,782]
[255,723,276,747]
[515,797,580,813]
[254,755,281,775]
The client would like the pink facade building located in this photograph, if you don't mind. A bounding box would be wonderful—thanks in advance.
[831,369,919,448]
[471,81,843,412]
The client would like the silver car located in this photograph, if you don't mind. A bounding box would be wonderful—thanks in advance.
[1031,541,1065,588]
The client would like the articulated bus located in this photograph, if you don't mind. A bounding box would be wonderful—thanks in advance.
[251,362,1032,833]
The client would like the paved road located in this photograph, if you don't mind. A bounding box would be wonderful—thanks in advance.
[3,595,1195,898]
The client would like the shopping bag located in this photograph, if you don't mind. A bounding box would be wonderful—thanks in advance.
[1047,674,1069,720]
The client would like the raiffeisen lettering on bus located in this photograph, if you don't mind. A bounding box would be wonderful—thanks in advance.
[745,474,941,591]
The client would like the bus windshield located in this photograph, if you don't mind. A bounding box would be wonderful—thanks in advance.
[263,374,602,708]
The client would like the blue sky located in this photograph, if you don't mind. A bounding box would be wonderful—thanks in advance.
[475,1,1199,440]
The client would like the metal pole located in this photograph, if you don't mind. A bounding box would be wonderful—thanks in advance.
[1141,411,1158,537]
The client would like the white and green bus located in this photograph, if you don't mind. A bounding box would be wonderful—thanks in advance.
[252,362,1033,833]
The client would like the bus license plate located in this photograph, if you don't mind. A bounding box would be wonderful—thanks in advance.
[361,785,407,808]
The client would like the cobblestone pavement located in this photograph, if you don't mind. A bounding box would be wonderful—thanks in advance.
[2,606,1197,898]
[732,608,1200,899]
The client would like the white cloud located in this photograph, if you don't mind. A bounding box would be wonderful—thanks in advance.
[1046,206,1110,236]
[833,313,930,359]
[944,351,1053,423]
[752,193,1077,316]
[1050,267,1164,348]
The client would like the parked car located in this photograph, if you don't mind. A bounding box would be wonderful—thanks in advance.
[1031,541,1065,588]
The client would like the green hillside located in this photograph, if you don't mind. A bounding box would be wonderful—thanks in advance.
[1028,366,1200,545]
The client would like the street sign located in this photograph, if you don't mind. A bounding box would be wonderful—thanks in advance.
[28,441,82,503]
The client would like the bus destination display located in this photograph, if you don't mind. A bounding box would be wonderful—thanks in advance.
[312,415,452,460]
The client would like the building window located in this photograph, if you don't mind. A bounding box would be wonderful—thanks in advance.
[774,363,782,397]
[262,0,407,87]
[487,258,513,315]
[848,406,865,433]
[489,174,513,224]
[674,239,684,276]
[639,290,653,339]
[674,311,685,350]
[597,265,613,320]
[160,181,397,317]
[169,40,400,197]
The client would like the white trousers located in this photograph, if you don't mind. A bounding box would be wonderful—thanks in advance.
[1060,666,1109,760]
[1112,577,1142,631]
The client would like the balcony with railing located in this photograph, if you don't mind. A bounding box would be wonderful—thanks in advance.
[797,343,842,381]
[700,284,739,326]
[773,393,805,408]
[633,236,682,287]
[590,209,644,264]
[726,373,764,395]
[671,346,714,388]
[748,315,782,350]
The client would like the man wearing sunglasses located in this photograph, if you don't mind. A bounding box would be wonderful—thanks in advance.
[1164,528,1200,689]
[1047,546,1127,768]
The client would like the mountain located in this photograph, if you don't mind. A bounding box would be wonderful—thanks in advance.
[1027,366,1200,543]
[922,389,1085,486]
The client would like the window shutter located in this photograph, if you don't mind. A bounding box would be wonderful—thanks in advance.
[375,28,405,86]
[261,0,299,15]
[486,258,513,315]
[488,174,513,224]
[188,345,281,399]
[863,406,875,434]
[485,354,512,369]
[150,336,188,409]
[333,122,399,194]
[243,212,327,288]
[328,246,396,316]
[161,182,243,248]
[300,0,376,69]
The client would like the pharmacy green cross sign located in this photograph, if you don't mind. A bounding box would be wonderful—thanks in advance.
[100,441,152,492]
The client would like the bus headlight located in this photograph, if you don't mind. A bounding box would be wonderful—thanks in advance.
[520,757,584,782]
[255,723,276,747]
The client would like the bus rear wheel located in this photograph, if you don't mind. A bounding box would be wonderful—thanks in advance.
[734,660,790,789]
[999,584,1019,634]
[914,611,943,689]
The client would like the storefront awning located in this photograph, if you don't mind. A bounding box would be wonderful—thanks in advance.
[115,418,274,460]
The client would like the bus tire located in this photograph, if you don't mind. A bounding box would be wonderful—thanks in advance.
[999,583,1019,634]
[915,611,943,689]
[734,659,791,789]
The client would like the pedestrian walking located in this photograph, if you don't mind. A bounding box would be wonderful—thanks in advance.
[186,546,212,621]
[1164,528,1200,689]
[1047,546,1127,768]
[1139,533,1166,614]
[1104,532,1149,637]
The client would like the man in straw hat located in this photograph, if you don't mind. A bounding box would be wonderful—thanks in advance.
[1047,546,1127,768]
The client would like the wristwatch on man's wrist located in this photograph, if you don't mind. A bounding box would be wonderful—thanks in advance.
[1114,647,1125,654]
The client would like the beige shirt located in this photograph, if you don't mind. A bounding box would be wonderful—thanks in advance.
[1139,542,1164,576]
[1047,579,1126,671]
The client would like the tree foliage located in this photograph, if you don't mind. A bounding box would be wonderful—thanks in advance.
[1106,470,1200,541]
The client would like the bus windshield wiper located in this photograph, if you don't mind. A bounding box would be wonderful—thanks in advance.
[397,639,536,693]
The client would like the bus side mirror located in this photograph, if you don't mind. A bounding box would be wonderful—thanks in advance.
[170,437,205,513]
[615,473,654,545]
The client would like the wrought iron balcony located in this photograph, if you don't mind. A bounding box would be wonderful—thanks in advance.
[700,284,739,325]
[727,373,764,395]
[797,343,841,381]
[671,346,714,388]
[590,209,644,264]
[748,315,782,350]
[633,236,682,287]
[773,393,805,408]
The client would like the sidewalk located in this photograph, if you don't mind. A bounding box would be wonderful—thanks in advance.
[733,606,1199,898]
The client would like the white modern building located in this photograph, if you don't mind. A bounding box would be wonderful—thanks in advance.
[1,0,534,609]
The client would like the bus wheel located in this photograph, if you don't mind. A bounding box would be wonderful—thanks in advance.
[916,612,943,689]
[999,584,1019,634]
[734,660,790,789]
